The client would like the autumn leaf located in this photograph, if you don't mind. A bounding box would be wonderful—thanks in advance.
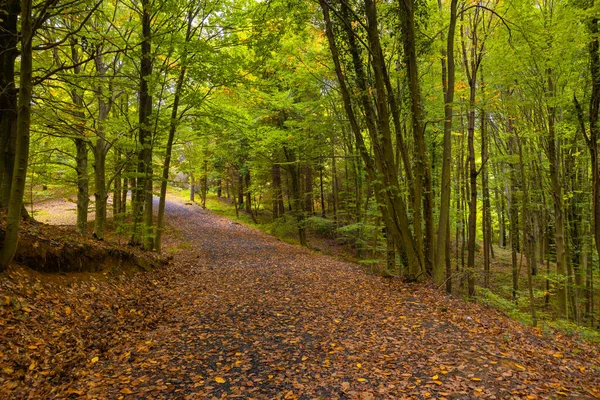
[215,377,226,384]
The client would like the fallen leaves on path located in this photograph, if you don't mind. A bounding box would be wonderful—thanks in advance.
[1,198,599,398]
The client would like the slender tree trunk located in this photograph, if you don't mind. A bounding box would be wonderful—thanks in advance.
[481,80,492,288]
[201,159,208,209]
[93,148,107,239]
[92,52,111,240]
[131,0,153,249]
[63,41,90,235]
[305,164,313,214]
[190,175,195,202]
[435,0,458,287]
[284,147,307,246]
[272,162,284,219]
[155,63,187,252]
[319,164,326,218]
[245,169,256,223]
[0,0,32,270]
[331,139,338,224]
[0,0,19,212]
[113,157,121,219]
[399,0,432,274]
[516,130,537,326]
[466,77,478,298]
[238,171,243,207]
[75,138,89,234]
[547,73,569,319]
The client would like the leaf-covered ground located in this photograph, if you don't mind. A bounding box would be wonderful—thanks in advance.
[1,197,599,399]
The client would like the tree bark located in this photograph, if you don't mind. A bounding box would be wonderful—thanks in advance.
[283,147,307,246]
[0,0,20,211]
[320,0,422,278]
[131,0,154,249]
[92,51,111,240]
[0,0,32,270]
[155,8,190,250]
[435,0,458,288]
[547,72,569,318]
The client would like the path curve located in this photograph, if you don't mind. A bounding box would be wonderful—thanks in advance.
[69,195,600,398]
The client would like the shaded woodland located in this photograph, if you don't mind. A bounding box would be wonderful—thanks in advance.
[0,0,599,332]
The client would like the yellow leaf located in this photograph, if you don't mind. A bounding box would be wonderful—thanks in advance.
[91,356,99,363]
[215,377,226,384]
[120,388,133,394]
[357,378,366,382]
[552,353,563,358]
[28,361,35,371]
[432,374,439,380]
[3,367,14,374]
[514,363,526,370]
[65,306,71,315]
[471,377,482,381]
[356,363,362,368]
[433,380,443,385]
[579,366,586,372]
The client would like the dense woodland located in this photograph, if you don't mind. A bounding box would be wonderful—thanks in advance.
[1,0,600,331]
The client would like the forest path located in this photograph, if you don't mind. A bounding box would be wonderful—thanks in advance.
[4,195,599,399]
[78,195,599,399]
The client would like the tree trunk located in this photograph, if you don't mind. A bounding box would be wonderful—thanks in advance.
[435,0,458,287]
[65,40,90,236]
[272,162,283,219]
[92,51,112,241]
[547,73,569,319]
[155,60,187,252]
[201,159,208,209]
[399,0,432,274]
[0,0,32,270]
[113,158,121,219]
[320,0,422,277]
[131,0,154,249]
[481,79,492,288]
[465,70,478,299]
[319,164,326,218]
[75,138,89,235]
[189,175,194,202]
[0,0,19,212]
[304,164,313,214]
[283,147,307,247]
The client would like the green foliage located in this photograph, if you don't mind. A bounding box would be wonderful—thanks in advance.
[305,216,337,238]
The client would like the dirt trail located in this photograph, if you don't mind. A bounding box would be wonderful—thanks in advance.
[3,195,600,399]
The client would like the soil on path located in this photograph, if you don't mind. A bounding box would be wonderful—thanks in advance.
[2,195,599,399]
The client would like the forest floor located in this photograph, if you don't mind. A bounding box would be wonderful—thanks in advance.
[1,194,600,399]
